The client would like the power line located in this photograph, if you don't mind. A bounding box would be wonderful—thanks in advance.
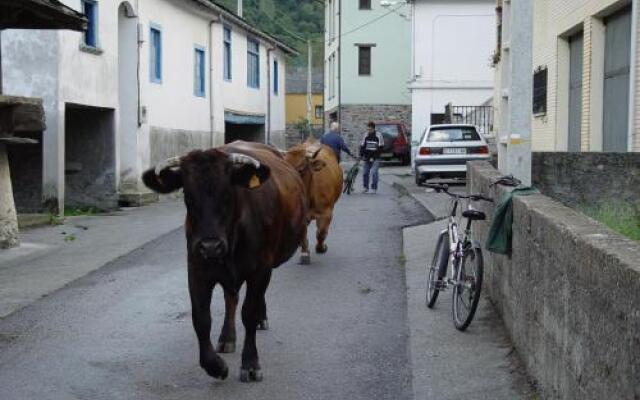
[325,3,407,44]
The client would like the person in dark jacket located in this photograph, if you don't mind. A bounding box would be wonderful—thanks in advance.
[359,122,384,194]
[320,122,353,162]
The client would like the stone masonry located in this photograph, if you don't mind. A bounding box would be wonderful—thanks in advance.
[325,104,412,152]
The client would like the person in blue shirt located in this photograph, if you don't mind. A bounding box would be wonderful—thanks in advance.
[320,122,353,162]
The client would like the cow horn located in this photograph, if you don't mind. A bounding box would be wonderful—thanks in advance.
[306,144,322,159]
[155,156,181,175]
[228,153,261,169]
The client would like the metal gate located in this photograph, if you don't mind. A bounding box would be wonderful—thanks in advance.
[568,32,584,152]
[603,7,631,152]
[444,103,494,136]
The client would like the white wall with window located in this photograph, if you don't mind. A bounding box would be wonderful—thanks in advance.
[1,0,292,212]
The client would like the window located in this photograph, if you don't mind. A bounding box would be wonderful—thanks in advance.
[315,105,323,119]
[358,46,372,76]
[194,46,205,97]
[82,0,98,47]
[223,26,232,81]
[532,66,547,114]
[247,38,260,88]
[428,127,481,142]
[273,59,279,95]
[149,25,162,83]
[359,0,371,10]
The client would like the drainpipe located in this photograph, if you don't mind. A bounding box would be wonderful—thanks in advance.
[209,16,220,148]
[267,46,274,145]
[338,0,342,129]
[628,0,638,151]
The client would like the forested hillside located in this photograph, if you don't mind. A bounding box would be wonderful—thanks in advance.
[213,0,324,67]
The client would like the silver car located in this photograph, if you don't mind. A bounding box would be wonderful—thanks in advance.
[414,124,490,185]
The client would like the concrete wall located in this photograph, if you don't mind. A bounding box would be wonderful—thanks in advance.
[532,151,640,207]
[468,161,640,400]
[410,0,495,148]
[324,0,340,113]
[0,146,19,248]
[531,0,640,152]
[286,93,324,125]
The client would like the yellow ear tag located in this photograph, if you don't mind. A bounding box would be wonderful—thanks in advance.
[249,174,261,188]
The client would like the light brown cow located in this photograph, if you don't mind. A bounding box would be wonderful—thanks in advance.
[283,138,344,264]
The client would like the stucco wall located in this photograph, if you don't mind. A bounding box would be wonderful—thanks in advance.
[468,161,640,400]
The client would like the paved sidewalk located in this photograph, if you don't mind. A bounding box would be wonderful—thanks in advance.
[0,198,185,319]
[380,166,536,399]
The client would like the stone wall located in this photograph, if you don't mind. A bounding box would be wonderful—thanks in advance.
[468,161,640,400]
[325,104,412,152]
[532,152,640,207]
[284,124,323,149]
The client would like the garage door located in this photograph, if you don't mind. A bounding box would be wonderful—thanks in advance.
[568,32,583,152]
[603,7,631,152]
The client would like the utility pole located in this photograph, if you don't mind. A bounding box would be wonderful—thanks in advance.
[237,0,242,17]
[306,39,313,125]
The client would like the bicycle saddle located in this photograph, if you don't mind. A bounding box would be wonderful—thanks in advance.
[462,209,486,221]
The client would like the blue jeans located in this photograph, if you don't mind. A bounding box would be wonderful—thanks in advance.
[362,159,380,190]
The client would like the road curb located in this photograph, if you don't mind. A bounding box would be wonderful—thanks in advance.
[389,179,438,222]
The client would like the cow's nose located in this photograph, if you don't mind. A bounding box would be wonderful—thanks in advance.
[198,239,227,259]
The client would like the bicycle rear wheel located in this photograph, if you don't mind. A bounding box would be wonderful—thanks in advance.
[426,232,449,308]
[452,246,483,330]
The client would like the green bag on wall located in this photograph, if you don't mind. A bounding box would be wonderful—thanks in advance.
[486,187,538,255]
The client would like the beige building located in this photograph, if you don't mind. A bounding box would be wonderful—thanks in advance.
[527,0,640,152]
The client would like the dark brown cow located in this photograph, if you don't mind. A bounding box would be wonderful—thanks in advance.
[142,141,307,382]
[284,138,343,264]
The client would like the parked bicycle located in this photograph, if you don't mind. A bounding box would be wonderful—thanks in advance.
[425,183,493,331]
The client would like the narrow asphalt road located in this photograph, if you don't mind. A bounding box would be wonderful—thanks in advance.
[0,182,430,400]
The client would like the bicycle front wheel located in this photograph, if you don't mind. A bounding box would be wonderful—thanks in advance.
[426,232,449,308]
[452,246,483,330]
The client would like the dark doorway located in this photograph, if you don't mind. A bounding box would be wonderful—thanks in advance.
[7,143,43,212]
[225,123,265,144]
[64,104,117,210]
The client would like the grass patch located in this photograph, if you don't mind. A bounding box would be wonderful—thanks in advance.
[64,206,99,217]
[581,202,640,241]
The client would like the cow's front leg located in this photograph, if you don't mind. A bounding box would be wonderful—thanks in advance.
[299,222,311,265]
[315,211,333,254]
[188,269,228,379]
[217,289,238,353]
[240,270,272,382]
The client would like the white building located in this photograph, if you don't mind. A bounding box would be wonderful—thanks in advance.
[324,0,412,150]
[1,0,294,214]
[409,0,496,145]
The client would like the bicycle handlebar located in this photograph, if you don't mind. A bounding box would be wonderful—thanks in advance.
[425,183,494,203]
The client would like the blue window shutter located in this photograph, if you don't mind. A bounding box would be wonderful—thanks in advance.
[247,38,260,88]
[223,26,232,81]
[150,25,162,83]
[194,47,205,97]
[273,59,279,94]
[83,1,97,47]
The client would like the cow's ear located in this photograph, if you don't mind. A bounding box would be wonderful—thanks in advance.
[310,159,326,172]
[231,163,271,189]
[142,168,183,193]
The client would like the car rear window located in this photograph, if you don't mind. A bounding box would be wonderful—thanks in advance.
[376,124,399,139]
[427,127,481,142]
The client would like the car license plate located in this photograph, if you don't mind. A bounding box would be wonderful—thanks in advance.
[443,148,466,155]
[381,153,394,158]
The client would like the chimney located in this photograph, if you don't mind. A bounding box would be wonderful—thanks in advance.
[237,0,243,17]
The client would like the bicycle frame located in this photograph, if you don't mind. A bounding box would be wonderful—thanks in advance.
[442,196,474,286]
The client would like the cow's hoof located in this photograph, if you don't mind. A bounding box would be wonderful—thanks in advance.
[299,253,311,265]
[315,244,328,254]
[240,367,263,382]
[201,356,229,380]
[257,319,269,330]
[217,341,236,353]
